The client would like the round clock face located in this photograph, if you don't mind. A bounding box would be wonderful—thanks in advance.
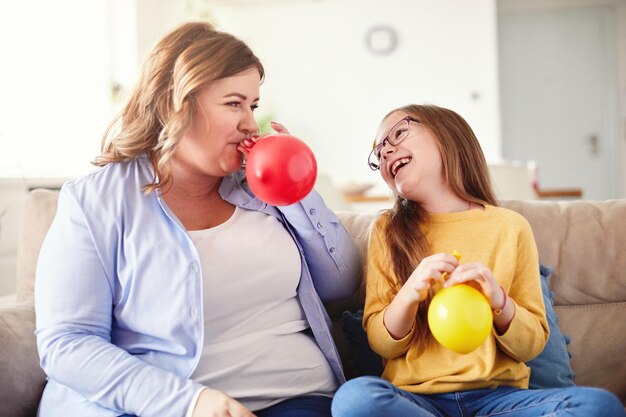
[365,25,398,56]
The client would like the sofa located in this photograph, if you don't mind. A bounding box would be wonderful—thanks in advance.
[0,189,625,416]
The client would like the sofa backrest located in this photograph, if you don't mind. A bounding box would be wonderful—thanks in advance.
[16,189,626,405]
[16,189,59,304]
[497,199,626,404]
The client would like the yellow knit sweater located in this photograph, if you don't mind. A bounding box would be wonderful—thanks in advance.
[364,205,549,394]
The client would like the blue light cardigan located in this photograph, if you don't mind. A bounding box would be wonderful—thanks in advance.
[35,155,360,417]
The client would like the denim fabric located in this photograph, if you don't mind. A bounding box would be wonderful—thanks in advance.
[331,376,625,417]
[118,396,332,417]
[256,395,332,417]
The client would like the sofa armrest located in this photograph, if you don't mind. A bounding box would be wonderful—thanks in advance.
[0,303,46,417]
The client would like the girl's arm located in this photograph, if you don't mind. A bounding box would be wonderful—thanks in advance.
[383,251,458,339]
[494,222,549,361]
[446,219,548,362]
[363,220,416,359]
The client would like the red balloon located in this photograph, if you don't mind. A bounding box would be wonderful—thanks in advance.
[245,134,317,206]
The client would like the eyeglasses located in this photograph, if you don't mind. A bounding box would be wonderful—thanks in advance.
[368,116,420,170]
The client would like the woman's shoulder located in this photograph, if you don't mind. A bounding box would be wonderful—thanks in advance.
[61,157,153,208]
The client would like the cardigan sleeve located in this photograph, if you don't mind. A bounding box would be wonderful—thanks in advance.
[35,184,203,417]
[277,190,361,301]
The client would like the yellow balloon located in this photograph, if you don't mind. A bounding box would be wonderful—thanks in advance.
[427,284,493,354]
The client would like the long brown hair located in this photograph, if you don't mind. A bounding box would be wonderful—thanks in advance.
[380,104,497,343]
[93,22,264,193]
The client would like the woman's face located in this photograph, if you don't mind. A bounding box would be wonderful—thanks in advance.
[173,68,260,180]
[374,111,445,202]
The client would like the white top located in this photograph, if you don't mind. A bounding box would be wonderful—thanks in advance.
[188,207,337,411]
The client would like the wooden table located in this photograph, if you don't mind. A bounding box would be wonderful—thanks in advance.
[342,194,393,203]
[342,187,583,203]
[533,186,583,199]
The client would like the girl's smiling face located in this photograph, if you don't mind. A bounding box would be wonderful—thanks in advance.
[375,111,446,203]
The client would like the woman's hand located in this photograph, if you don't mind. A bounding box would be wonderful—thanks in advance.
[237,121,290,155]
[444,262,503,309]
[269,121,289,135]
[192,388,256,417]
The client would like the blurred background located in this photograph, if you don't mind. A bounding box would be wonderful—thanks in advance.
[1,0,625,296]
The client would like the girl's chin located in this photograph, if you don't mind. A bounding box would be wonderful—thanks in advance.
[392,178,407,193]
[393,182,415,200]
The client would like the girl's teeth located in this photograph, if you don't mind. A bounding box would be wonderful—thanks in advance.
[392,158,410,176]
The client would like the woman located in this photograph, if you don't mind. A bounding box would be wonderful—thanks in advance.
[35,22,360,417]
[331,104,624,417]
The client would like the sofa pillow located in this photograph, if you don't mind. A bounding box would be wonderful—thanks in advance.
[526,264,576,389]
[340,310,384,377]
[340,264,576,387]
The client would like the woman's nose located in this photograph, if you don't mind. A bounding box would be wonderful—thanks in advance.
[239,111,258,136]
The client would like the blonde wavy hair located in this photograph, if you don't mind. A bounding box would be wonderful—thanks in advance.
[93,22,264,193]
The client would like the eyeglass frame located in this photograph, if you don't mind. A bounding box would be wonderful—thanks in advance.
[368,116,420,171]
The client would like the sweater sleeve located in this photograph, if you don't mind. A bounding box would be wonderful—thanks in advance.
[494,218,549,362]
[363,217,416,359]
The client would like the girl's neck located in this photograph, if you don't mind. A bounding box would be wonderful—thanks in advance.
[419,194,472,214]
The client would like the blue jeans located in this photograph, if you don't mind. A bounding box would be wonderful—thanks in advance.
[119,395,331,417]
[331,376,624,417]
[256,395,332,417]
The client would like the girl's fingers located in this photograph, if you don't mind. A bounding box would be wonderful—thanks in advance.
[271,121,290,134]
[444,264,501,303]
[412,280,429,292]
[238,138,259,155]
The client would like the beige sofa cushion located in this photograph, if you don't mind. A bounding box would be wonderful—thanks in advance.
[15,189,59,304]
[8,190,626,412]
[0,304,46,416]
[501,199,626,305]
[500,200,626,402]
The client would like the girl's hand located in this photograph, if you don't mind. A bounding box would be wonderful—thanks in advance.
[445,262,504,309]
[237,135,259,156]
[193,388,256,417]
[399,253,460,303]
[384,252,459,340]
[237,121,291,155]
[269,121,290,134]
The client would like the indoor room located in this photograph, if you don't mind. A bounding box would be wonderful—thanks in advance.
[1,0,625,415]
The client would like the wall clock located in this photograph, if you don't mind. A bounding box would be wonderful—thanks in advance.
[364,25,398,56]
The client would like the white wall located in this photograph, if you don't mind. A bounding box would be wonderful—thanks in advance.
[0,0,113,179]
[2,0,624,194]
[497,0,626,199]
[139,0,502,189]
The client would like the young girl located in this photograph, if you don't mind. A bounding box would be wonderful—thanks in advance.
[331,105,624,417]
